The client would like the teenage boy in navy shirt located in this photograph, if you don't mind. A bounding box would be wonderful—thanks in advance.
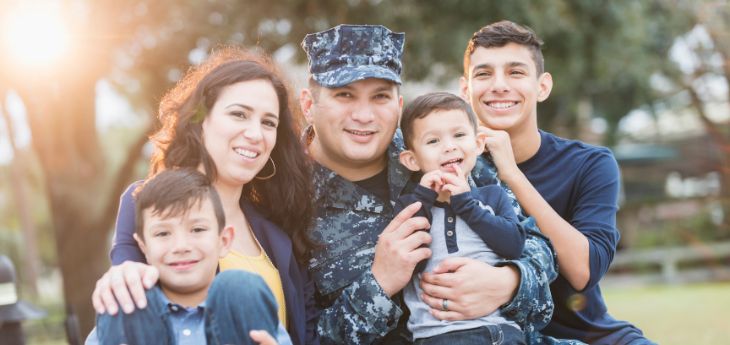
[460,20,655,344]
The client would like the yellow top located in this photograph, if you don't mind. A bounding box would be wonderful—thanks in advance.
[219,249,287,327]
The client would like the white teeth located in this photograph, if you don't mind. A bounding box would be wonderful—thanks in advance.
[346,129,374,135]
[234,148,258,158]
[441,158,462,166]
[488,101,517,109]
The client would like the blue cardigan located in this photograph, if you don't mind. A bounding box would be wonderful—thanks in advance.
[110,183,320,345]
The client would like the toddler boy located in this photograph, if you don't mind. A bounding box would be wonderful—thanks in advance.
[397,92,526,344]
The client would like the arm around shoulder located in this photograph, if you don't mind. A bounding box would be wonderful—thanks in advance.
[299,264,320,345]
[110,182,146,265]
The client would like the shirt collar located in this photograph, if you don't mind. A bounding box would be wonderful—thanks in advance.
[158,289,206,314]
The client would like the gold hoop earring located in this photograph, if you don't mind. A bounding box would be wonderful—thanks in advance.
[255,157,277,180]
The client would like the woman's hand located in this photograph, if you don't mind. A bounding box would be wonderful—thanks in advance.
[91,261,159,315]
[419,257,519,321]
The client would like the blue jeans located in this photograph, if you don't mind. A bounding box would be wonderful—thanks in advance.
[96,270,278,345]
[414,324,526,345]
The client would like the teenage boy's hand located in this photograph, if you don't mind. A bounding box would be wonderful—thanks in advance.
[92,261,159,315]
[419,257,519,321]
[372,202,432,296]
[480,127,521,183]
[441,164,470,196]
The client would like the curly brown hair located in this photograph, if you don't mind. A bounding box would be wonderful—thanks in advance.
[149,47,315,262]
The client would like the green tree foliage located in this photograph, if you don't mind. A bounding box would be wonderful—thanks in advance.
[650,0,730,231]
[117,0,695,144]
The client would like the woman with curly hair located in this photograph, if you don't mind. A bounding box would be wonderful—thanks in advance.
[90,47,319,345]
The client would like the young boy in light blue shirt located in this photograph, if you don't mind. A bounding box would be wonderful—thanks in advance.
[87,168,289,345]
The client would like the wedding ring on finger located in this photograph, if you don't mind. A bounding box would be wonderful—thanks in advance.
[441,298,449,311]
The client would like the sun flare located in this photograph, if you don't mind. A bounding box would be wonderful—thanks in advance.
[2,4,71,68]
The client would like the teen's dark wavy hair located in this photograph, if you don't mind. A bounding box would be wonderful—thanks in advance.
[464,20,545,76]
[149,47,315,262]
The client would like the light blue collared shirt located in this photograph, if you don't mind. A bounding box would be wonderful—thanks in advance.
[86,292,291,345]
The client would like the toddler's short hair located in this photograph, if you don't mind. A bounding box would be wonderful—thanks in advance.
[400,92,478,149]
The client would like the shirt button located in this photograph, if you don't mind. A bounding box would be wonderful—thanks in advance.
[182,329,192,336]
[447,231,454,236]
[447,217,454,222]
[170,305,179,312]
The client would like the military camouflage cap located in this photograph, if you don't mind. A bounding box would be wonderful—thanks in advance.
[302,24,404,88]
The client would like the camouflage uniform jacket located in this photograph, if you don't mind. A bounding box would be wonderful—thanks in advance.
[308,131,563,344]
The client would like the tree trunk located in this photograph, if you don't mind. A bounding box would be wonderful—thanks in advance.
[686,87,730,231]
[695,0,730,232]
[17,78,105,338]
[0,98,41,297]
[14,71,149,337]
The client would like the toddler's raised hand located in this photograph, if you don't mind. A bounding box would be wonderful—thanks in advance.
[441,164,470,196]
[419,170,445,192]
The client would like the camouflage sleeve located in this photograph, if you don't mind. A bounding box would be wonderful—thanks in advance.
[497,217,558,333]
[317,269,402,345]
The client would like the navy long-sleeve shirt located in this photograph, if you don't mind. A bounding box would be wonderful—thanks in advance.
[519,130,646,344]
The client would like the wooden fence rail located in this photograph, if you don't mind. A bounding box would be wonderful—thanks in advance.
[604,241,730,286]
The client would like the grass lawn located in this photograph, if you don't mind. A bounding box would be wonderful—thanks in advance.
[603,282,730,345]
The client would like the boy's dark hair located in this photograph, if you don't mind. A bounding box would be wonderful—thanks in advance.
[464,20,545,77]
[400,92,478,149]
[134,168,225,241]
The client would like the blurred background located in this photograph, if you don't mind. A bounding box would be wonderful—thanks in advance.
[0,0,728,344]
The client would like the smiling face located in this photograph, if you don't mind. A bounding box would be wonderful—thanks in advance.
[302,78,402,180]
[201,79,280,187]
[461,43,552,135]
[136,198,232,306]
[400,109,484,176]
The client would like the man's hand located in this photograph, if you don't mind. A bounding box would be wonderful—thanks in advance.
[479,127,521,181]
[419,257,519,321]
[250,330,278,345]
[372,202,432,296]
[91,261,159,315]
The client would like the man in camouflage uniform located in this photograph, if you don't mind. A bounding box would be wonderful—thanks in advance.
[299,24,562,344]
